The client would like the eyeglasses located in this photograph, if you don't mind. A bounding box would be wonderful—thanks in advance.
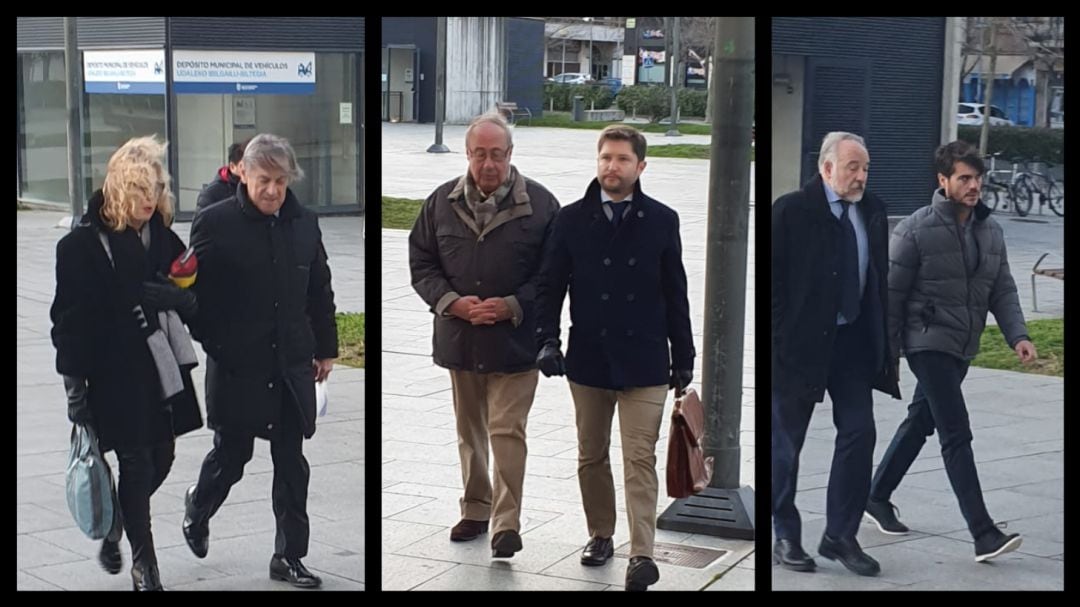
[468,148,509,163]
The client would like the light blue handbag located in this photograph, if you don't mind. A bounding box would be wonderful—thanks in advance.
[65,424,122,541]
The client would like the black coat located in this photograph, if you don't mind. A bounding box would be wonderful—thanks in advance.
[536,179,694,390]
[195,166,240,215]
[189,185,337,440]
[771,174,900,403]
[409,172,560,373]
[50,190,203,452]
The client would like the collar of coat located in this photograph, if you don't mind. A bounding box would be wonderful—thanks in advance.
[235,181,304,221]
[446,165,532,238]
[580,176,651,214]
[930,188,992,224]
[801,173,886,222]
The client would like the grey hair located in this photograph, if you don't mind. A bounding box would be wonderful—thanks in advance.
[464,111,513,150]
[818,131,867,172]
[243,133,305,182]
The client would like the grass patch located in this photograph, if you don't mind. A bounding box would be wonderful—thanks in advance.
[336,312,365,369]
[520,112,713,135]
[972,318,1062,377]
[382,197,424,230]
[649,144,711,160]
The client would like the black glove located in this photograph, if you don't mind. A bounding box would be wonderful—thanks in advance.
[669,369,693,395]
[536,339,567,377]
[63,375,93,425]
[142,276,198,319]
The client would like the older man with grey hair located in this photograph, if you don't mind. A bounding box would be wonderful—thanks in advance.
[410,112,559,559]
[183,133,338,588]
[771,131,900,577]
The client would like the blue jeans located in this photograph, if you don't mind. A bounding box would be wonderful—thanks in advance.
[870,351,995,540]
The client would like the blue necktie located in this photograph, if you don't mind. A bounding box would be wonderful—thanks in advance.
[608,201,627,228]
[838,200,861,323]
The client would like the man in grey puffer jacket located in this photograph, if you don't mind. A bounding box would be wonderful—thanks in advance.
[866,141,1037,563]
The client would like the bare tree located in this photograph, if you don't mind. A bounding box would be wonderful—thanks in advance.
[679,17,717,121]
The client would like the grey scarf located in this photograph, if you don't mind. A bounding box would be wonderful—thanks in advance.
[464,166,516,230]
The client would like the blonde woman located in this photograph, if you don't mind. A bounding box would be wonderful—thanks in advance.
[50,136,203,590]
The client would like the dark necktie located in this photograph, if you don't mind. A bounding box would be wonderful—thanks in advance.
[839,200,861,323]
[608,201,627,228]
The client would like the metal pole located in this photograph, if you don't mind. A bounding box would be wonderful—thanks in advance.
[666,16,681,137]
[657,17,755,540]
[428,16,450,153]
[63,17,85,228]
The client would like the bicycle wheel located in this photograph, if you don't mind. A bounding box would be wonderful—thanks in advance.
[1049,195,1064,217]
[1012,178,1034,217]
[983,185,1001,212]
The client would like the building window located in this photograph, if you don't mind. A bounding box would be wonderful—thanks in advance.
[174,51,361,213]
[18,51,70,203]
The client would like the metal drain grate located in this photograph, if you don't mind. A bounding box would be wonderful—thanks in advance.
[614,541,727,569]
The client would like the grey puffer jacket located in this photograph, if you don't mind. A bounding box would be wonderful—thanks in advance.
[888,189,1029,361]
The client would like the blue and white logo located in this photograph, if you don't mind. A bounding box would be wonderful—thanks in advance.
[298,62,313,78]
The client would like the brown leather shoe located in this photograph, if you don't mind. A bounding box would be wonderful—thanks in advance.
[449,518,489,542]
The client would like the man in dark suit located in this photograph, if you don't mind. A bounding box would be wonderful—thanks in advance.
[536,125,695,592]
[183,133,338,588]
[771,131,900,577]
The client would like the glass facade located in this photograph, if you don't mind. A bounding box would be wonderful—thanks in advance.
[175,52,362,213]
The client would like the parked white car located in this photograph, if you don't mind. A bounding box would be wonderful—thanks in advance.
[957,102,1015,126]
[549,72,594,84]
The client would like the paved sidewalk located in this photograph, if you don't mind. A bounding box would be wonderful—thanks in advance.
[17,210,366,590]
[380,123,756,591]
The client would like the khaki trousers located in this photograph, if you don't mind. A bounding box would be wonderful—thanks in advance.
[449,369,539,535]
[568,381,668,558]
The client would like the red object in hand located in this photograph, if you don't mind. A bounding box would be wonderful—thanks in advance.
[169,247,198,288]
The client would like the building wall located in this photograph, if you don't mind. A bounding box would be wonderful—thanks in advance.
[773,17,946,215]
[446,17,506,124]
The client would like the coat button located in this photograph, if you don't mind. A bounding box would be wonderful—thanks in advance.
[535,327,543,334]
[628,258,637,266]
[268,381,274,389]
[626,329,634,337]
[274,302,279,308]
[478,363,485,370]
[603,258,612,266]
[600,329,607,337]
[601,293,609,301]
[626,294,635,302]
[479,236,485,242]
[637,211,644,218]
[267,423,274,430]
[272,343,277,349]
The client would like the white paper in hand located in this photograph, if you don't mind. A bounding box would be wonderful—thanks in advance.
[316,380,329,417]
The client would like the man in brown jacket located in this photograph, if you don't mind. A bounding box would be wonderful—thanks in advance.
[409,112,560,559]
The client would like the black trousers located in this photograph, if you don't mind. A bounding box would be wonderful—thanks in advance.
[871,351,995,540]
[189,395,311,558]
[772,315,876,542]
[115,440,176,565]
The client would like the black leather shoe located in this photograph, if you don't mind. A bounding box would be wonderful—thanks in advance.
[818,534,881,576]
[131,560,163,591]
[773,539,816,572]
[580,536,614,566]
[449,518,488,542]
[269,554,322,588]
[625,556,660,591]
[865,499,910,535]
[99,538,122,574]
[491,530,523,558]
[182,485,209,559]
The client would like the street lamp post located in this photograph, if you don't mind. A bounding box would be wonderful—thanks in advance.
[584,17,594,79]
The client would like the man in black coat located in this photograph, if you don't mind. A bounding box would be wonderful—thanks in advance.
[409,112,560,559]
[183,133,338,588]
[535,125,694,591]
[771,131,900,577]
[194,140,246,216]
